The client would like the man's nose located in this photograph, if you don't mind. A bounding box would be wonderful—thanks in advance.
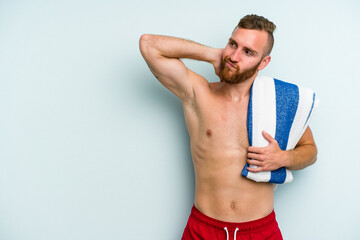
[230,50,241,63]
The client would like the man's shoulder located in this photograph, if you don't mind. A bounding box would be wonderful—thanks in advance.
[186,70,214,95]
[191,77,220,99]
[182,74,218,108]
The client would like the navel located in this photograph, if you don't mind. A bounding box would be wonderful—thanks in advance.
[230,201,236,210]
[206,129,212,137]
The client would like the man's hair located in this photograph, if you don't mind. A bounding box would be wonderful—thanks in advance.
[236,14,276,56]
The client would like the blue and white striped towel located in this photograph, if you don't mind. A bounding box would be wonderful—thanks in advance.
[241,74,318,184]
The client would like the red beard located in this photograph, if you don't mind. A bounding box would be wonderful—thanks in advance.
[219,56,261,84]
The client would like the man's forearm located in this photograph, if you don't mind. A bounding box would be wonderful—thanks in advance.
[246,129,318,173]
[140,34,219,64]
[284,144,317,170]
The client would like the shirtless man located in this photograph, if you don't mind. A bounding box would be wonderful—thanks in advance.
[139,14,317,240]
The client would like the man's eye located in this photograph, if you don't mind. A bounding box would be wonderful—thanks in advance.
[245,50,252,56]
[229,42,236,47]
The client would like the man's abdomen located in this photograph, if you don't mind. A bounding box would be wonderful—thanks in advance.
[193,157,275,223]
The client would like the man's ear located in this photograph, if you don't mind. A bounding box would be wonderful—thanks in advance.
[258,55,271,70]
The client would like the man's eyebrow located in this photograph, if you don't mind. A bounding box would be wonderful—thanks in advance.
[229,38,259,56]
[243,47,258,56]
[229,38,237,45]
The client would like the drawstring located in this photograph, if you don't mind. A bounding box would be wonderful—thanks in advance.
[224,227,229,240]
[224,227,239,240]
[234,227,239,240]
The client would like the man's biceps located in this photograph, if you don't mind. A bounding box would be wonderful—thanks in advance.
[156,64,189,88]
[297,127,315,146]
[155,69,194,101]
[150,57,187,80]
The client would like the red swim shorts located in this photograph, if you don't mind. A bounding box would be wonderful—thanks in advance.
[182,205,283,240]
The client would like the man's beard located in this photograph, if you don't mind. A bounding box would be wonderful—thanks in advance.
[219,56,262,84]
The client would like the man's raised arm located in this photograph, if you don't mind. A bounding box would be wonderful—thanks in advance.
[139,34,222,102]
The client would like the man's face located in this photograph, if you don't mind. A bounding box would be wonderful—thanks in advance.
[220,28,269,84]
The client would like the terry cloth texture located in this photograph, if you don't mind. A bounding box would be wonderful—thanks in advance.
[241,74,318,184]
[182,205,283,240]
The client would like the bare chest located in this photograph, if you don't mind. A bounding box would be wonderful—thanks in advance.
[184,92,250,150]
[202,100,248,145]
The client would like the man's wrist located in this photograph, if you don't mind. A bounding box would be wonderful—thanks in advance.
[282,150,292,169]
[207,48,222,64]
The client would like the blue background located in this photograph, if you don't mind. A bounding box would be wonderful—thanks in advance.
[1,0,359,239]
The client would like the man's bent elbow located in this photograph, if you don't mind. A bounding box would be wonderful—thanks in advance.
[139,34,154,55]
[311,155,317,166]
[139,34,151,44]
[310,145,318,166]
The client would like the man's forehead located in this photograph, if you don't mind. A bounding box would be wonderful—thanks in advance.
[230,28,268,51]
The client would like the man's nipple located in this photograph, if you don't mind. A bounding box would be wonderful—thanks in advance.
[206,129,212,137]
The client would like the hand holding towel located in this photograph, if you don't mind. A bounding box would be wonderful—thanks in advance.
[241,75,318,184]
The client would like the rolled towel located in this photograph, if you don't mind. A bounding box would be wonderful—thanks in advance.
[241,74,318,184]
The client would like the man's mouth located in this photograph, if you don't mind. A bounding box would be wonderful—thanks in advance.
[225,61,236,69]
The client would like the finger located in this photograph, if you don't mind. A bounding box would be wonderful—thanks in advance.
[262,131,276,144]
[247,159,264,166]
[248,146,263,153]
[247,153,264,161]
[247,166,264,173]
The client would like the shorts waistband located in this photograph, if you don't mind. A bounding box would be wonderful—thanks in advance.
[190,205,277,233]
